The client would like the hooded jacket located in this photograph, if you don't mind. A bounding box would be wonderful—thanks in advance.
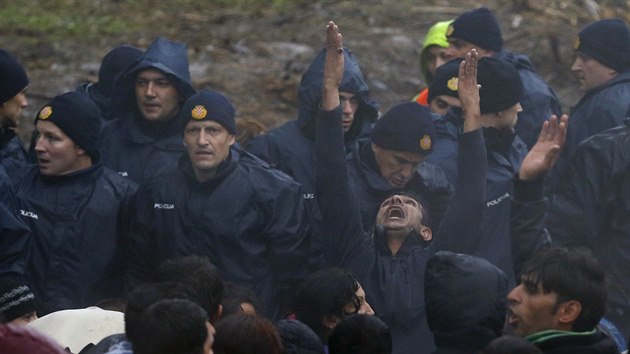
[98,37,196,184]
[495,50,562,149]
[549,70,630,192]
[548,118,630,339]
[12,161,137,315]
[425,251,509,354]
[247,47,378,199]
[426,109,527,284]
[0,128,29,176]
[315,106,487,354]
[126,147,312,320]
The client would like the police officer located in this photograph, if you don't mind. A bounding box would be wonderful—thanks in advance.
[12,92,136,314]
[99,37,196,184]
[126,90,312,319]
[0,49,29,175]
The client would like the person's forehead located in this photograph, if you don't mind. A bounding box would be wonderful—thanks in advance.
[185,119,224,129]
[339,91,356,98]
[136,67,169,80]
[37,119,63,134]
[435,95,461,106]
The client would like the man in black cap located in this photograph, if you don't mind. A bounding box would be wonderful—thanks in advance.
[0,49,30,176]
[126,90,311,320]
[426,59,461,117]
[98,37,196,184]
[428,55,568,285]
[549,18,630,191]
[445,7,562,150]
[8,91,137,315]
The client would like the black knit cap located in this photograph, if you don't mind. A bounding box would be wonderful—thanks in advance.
[428,58,464,103]
[36,91,102,160]
[448,7,503,53]
[576,19,630,72]
[0,49,29,104]
[0,279,36,323]
[180,90,236,134]
[371,102,435,155]
[477,57,523,114]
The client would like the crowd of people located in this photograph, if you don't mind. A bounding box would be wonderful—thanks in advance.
[1,6,630,354]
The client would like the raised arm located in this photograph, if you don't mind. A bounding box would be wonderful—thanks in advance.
[512,114,568,275]
[432,50,488,253]
[315,21,372,273]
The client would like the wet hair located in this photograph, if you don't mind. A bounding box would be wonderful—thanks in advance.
[156,256,224,322]
[213,314,283,354]
[328,314,392,354]
[293,268,361,343]
[131,298,209,354]
[519,247,607,332]
[222,281,258,318]
[481,336,542,354]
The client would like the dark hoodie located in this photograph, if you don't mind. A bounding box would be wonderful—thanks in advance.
[247,47,378,199]
[425,251,509,354]
[98,37,195,184]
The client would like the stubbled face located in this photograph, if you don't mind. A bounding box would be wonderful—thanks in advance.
[376,194,425,232]
[446,38,493,59]
[507,277,561,337]
[0,87,28,128]
[429,95,461,116]
[35,120,89,176]
[343,285,375,316]
[339,91,360,133]
[372,144,425,188]
[425,45,453,77]
[135,68,182,122]
[571,52,618,91]
[184,120,235,182]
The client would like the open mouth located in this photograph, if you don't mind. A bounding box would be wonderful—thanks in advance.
[387,207,404,220]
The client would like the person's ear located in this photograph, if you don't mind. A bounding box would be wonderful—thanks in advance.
[210,304,223,323]
[419,226,432,241]
[556,300,582,326]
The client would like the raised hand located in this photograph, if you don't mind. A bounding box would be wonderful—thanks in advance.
[458,49,481,132]
[322,21,344,111]
[519,114,569,181]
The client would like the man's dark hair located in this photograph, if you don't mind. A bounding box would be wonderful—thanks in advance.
[328,314,392,354]
[131,298,209,354]
[519,247,607,332]
[293,268,361,342]
[222,281,258,318]
[214,314,283,354]
[156,256,224,322]
[124,282,189,343]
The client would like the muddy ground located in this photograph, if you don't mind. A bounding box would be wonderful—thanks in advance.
[5,0,630,142]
